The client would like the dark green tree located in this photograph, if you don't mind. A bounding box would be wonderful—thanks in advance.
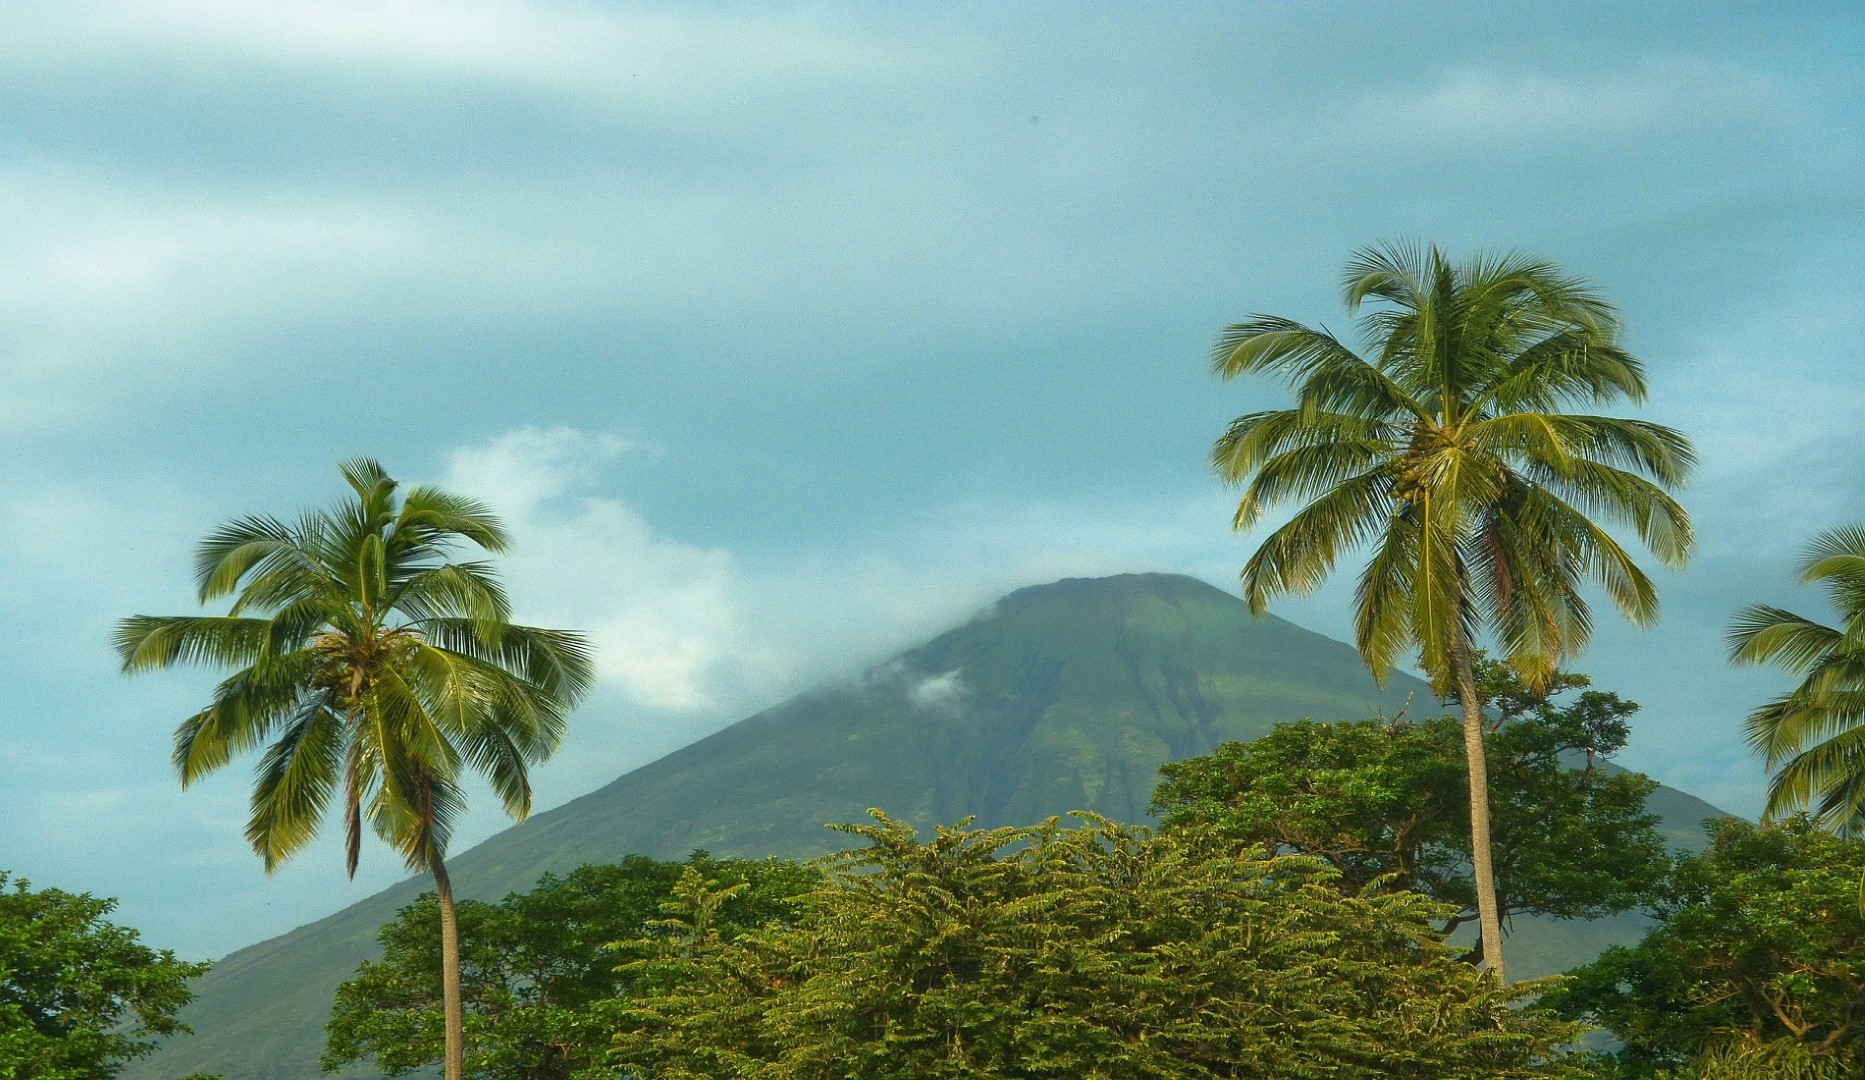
[116,459,595,1080]
[1550,817,1865,1078]
[1151,660,1667,951]
[323,854,817,1080]
[1211,241,1695,980]
[0,872,210,1079]
[605,813,1584,1079]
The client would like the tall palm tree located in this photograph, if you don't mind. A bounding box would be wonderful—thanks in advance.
[115,459,594,1080]
[1730,525,1865,831]
[1209,241,1694,982]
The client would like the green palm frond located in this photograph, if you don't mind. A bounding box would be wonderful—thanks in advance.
[1762,725,1865,835]
[114,615,276,673]
[171,654,324,786]
[392,562,512,625]
[397,486,510,554]
[1238,469,1394,607]
[248,699,346,872]
[1213,240,1692,687]
[1732,525,1865,830]
[1730,606,1844,671]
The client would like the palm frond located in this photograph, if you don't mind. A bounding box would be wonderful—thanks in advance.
[247,698,346,872]
[1729,605,1844,670]
[1238,469,1394,609]
[398,486,510,554]
[115,615,276,673]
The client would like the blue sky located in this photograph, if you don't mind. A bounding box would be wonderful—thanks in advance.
[0,1,1860,959]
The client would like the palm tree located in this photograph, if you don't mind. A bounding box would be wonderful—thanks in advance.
[1209,241,1694,982]
[1730,525,1865,831]
[115,459,594,1080]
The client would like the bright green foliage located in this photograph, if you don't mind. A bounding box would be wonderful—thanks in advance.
[1729,525,1865,830]
[115,458,595,876]
[1210,241,1695,687]
[1152,661,1668,936]
[322,854,817,1079]
[0,872,209,1079]
[1551,817,1865,1076]
[604,812,1584,1079]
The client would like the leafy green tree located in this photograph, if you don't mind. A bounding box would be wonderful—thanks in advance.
[1209,241,1695,980]
[0,871,210,1079]
[323,854,818,1080]
[1550,817,1865,1077]
[1729,525,1865,829]
[115,459,594,1080]
[1152,661,1666,951]
[606,812,1585,1079]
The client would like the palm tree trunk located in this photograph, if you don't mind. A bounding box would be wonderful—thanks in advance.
[1451,641,1506,985]
[431,855,466,1080]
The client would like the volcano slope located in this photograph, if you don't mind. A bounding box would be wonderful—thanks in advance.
[130,573,1728,1079]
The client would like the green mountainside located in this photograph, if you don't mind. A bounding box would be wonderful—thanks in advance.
[130,573,1730,1079]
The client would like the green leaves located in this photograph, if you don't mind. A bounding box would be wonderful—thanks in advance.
[1550,818,1865,1076]
[1151,660,1669,930]
[323,856,817,1079]
[1731,525,1865,831]
[116,460,595,876]
[1211,241,1694,691]
[605,813,1580,1079]
[0,872,210,1079]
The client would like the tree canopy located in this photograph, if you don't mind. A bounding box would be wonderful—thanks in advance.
[0,872,209,1080]
[323,854,818,1080]
[601,813,1583,1079]
[1551,817,1865,1078]
[1152,660,1667,942]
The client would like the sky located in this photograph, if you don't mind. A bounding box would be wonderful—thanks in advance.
[0,0,1860,960]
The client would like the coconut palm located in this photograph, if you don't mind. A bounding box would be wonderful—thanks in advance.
[115,459,594,1080]
[1730,525,1865,831]
[1209,241,1694,982]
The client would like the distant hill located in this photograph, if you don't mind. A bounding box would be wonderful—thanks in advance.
[129,573,1730,1079]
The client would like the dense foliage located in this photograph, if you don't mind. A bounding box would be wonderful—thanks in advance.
[1153,661,1666,944]
[600,813,1584,1079]
[1552,817,1865,1077]
[324,854,817,1079]
[0,872,209,1080]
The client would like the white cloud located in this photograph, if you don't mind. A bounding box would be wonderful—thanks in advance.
[443,426,752,712]
[13,1,963,112]
[1360,59,1783,145]
[907,669,968,714]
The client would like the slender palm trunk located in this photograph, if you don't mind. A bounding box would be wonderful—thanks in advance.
[1451,641,1506,985]
[431,855,465,1080]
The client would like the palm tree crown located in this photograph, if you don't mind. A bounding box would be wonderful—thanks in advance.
[1212,241,1695,690]
[1730,525,1865,831]
[116,458,595,875]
